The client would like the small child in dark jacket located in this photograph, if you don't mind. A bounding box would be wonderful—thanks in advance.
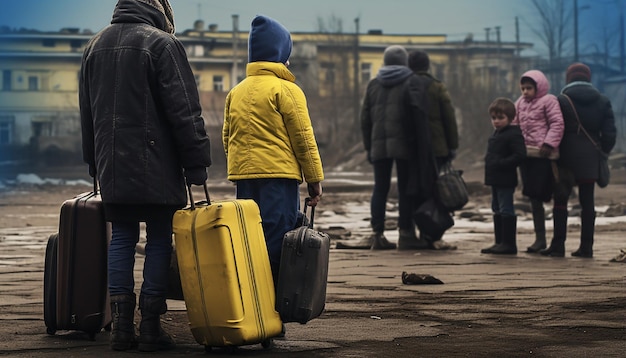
[482,98,527,255]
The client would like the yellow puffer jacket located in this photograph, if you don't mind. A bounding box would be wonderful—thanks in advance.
[223,61,324,183]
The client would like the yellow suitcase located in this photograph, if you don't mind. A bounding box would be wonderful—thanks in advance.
[172,185,282,350]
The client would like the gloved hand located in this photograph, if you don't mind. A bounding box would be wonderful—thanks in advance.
[307,182,323,207]
[184,167,207,185]
[88,164,96,178]
[539,144,553,158]
[448,149,457,161]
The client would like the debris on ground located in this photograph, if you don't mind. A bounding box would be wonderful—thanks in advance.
[401,271,444,285]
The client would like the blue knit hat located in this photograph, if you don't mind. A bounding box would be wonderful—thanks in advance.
[248,15,292,63]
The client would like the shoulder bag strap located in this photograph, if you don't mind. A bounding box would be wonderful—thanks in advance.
[562,94,600,151]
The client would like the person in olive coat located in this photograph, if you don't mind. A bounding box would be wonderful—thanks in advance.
[541,63,617,258]
[481,98,526,255]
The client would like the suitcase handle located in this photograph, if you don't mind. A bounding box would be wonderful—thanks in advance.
[303,197,315,228]
[186,181,211,210]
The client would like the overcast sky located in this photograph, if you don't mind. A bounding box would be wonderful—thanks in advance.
[1,0,621,56]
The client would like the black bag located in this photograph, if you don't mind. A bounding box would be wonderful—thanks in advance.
[276,199,330,324]
[598,151,610,188]
[436,162,468,211]
[413,198,454,239]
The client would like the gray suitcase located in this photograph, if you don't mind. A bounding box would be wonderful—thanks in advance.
[276,200,330,324]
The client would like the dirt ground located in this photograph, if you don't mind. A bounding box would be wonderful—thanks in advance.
[0,167,625,357]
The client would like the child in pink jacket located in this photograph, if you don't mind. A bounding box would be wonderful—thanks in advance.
[512,69,564,253]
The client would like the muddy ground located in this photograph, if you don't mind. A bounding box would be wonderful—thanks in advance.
[0,167,624,357]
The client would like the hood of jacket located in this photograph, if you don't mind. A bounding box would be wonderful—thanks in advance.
[376,65,414,87]
[111,0,175,34]
[520,69,550,100]
[561,81,601,105]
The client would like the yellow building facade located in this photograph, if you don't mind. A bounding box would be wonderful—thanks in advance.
[0,24,531,166]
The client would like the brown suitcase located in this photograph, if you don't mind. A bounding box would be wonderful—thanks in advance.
[43,181,111,340]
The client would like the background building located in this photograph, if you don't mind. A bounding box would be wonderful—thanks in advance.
[6,19,621,177]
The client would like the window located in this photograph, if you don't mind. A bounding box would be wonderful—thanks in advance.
[360,63,372,83]
[213,75,223,92]
[2,70,10,91]
[0,116,14,144]
[321,62,335,84]
[28,76,39,91]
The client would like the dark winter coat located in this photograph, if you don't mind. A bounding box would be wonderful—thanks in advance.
[361,65,415,161]
[414,71,459,158]
[484,125,526,188]
[79,0,211,220]
[557,81,616,182]
[361,67,436,200]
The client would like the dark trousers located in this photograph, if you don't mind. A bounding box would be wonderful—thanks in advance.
[235,178,299,281]
[371,158,412,233]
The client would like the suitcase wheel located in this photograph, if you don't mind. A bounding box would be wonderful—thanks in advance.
[261,338,273,349]
[46,327,56,335]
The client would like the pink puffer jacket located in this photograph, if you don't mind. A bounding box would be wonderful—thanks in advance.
[513,70,564,155]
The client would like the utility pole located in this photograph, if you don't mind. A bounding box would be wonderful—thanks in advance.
[231,14,239,89]
[574,0,579,61]
[353,17,360,143]
[495,26,501,93]
[619,6,626,75]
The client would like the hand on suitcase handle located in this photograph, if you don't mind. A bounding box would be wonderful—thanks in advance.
[186,182,212,210]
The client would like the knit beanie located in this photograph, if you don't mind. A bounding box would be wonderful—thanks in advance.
[408,50,430,71]
[566,62,591,83]
[136,0,175,34]
[248,15,292,64]
[383,45,408,66]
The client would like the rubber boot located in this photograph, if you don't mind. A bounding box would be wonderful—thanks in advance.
[527,201,547,253]
[109,293,137,351]
[489,215,517,255]
[572,210,595,258]
[481,214,502,254]
[540,208,567,257]
[335,235,373,249]
[138,294,175,352]
[370,232,396,250]
[397,229,429,250]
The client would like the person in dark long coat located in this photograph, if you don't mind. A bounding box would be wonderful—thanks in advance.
[541,63,617,258]
[338,45,436,250]
[80,0,211,351]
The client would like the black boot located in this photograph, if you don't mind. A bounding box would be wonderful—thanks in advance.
[572,210,595,258]
[110,293,137,351]
[527,201,547,253]
[481,214,502,254]
[540,208,567,257]
[397,229,429,250]
[138,294,175,352]
[489,215,517,255]
[370,232,396,250]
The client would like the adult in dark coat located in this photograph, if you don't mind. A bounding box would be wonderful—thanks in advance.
[408,50,460,250]
[79,0,211,351]
[541,63,616,258]
[337,45,436,250]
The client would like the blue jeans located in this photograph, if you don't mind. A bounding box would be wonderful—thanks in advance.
[235,178,299,278]
[491,186,515,216]
[108,217,173,297]
[371,158,412,233]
